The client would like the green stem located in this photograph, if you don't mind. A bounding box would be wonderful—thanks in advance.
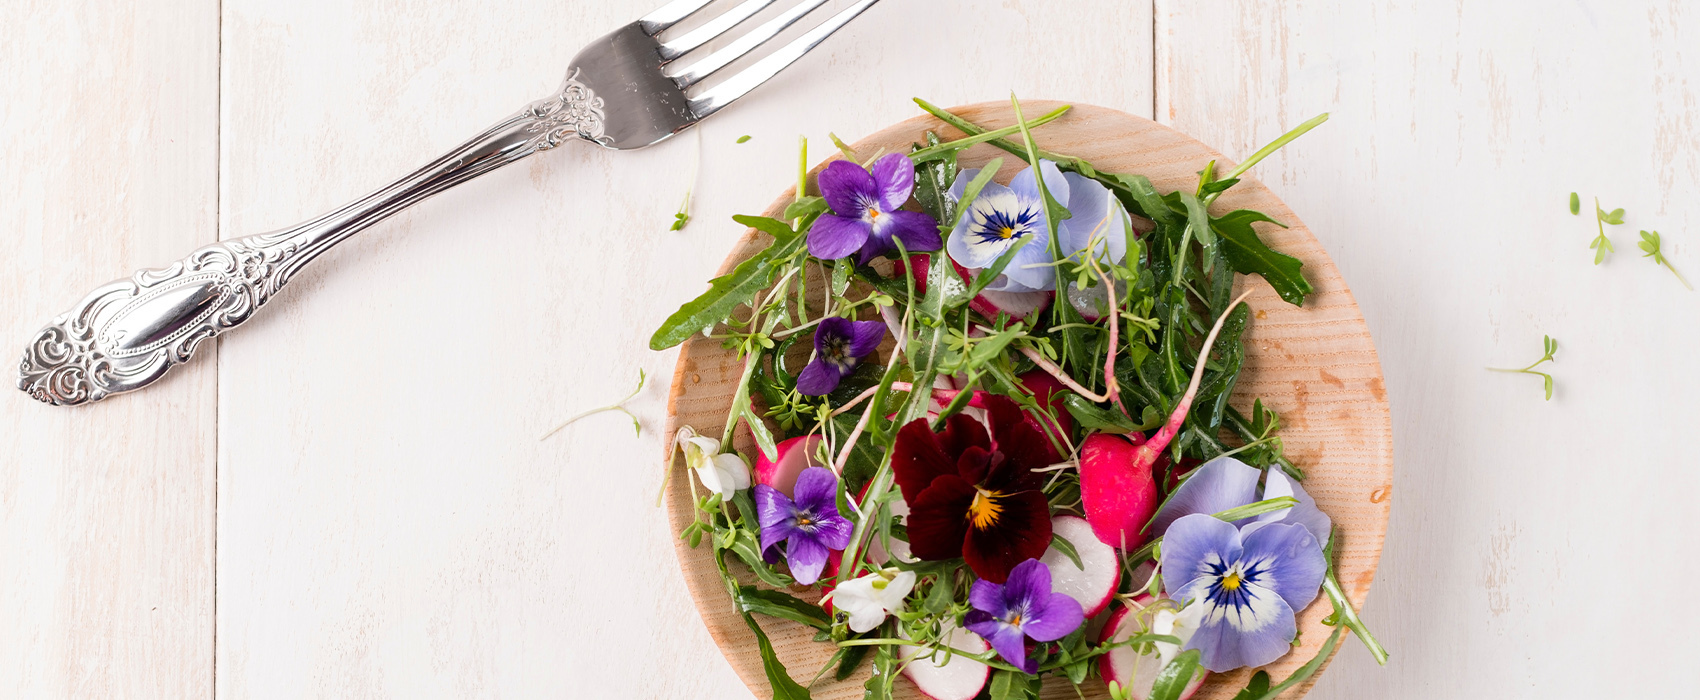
[1204,113,1330,207]
[908,106,1071,161]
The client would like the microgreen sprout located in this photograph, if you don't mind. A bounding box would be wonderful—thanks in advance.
[669,190,691,231]
[540,369,645,439]
[1488,335,1559,401]
[1590,198,1623,264]
[1569,192,1580,215]
[736,134,752,144]
[1638,230,1692,290]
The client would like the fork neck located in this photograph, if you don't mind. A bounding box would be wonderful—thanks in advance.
[263,75,609,273]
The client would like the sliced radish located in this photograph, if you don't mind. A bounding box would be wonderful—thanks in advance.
[1097,598,1208,700]
[1040,515,1120,617]
[899,625,991,700]
[1079,433,1161,549]
[754,435,822,498]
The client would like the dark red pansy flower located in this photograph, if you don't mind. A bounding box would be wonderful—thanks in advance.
[890,394,1058,583]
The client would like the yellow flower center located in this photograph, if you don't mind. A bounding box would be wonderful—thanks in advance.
[868,208,882,221]
[968,488,1003,529]
[1220,571,1244,591]
[997,226,1016,239]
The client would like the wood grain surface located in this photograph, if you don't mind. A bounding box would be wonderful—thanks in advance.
[6,0,1700,698]
[662,101,1393,700]
[0,1,219,698]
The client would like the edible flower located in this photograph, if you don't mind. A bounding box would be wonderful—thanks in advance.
[1149,457,1332,545]
[1160,515,1325,672]
[797,317,886,396]
[828,567,916,633]
[891,394,1060,582]
[677,427,751,499]
[964,558,1085,673]
[944,160,1129,292]
[808,153,942,263]
[755,466,854,585]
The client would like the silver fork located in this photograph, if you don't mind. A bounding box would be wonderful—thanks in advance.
[18,0,880,406]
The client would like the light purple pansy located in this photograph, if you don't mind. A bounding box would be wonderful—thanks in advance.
[808,153,942,264]
[1159,515,1325,672]
[1149,457,1332,546]
[796,317,886,396]
[755,467,854,586]
[964,558,1086,673]
[944,160,1129,293]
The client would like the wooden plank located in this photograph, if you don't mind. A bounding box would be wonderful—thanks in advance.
[0,1,219,698]
[1157,0,1700,697]
[213,1,1150,698]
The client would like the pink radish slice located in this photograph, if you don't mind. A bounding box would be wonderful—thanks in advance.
[754,435,821,498]
[1097,598,1208,700]
[899,625,991,700]
[1039,515,1120,617]
[1079,433,1161,549]
[1084,292,1253,549]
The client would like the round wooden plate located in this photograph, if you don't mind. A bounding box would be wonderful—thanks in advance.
[663,101,1393,700]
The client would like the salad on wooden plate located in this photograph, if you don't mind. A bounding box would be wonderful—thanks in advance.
[656,98,1391,700]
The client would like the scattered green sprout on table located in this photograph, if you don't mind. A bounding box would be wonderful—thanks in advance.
[541,369,646,439]
[1488,336,1558,401]
[1590,198,1623,265]
[1569,192,1580,215]
[1637,230,1693,291]
[671,191,692,231]
[737,134,753,144]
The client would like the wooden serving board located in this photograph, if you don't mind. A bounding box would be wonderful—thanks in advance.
[662,101,1393,700]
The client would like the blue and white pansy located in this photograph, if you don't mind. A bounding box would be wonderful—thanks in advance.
[944,160,1131,292]
[1152,456,1331,672]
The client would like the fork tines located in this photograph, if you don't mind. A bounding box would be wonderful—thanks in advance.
[639,0,881,118]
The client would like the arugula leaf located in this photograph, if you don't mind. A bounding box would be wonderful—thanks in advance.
[740,611,813,700]
[649,216,804,350]
[727,529,796,588]
[1062,393,1139,433]
[1213,210,1313,305]
[1230,671,1272,700]
[862,642,896,699]
[1176,190,1217,275]
[737,586,832,630]
[836,642,870,681]
[1049,532,1085,570]
[1245,626,1345,700]
[1149,649,1203,700]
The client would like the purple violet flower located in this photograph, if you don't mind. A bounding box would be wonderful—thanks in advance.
[755,466,854,586]
[796,317,886,396]
[809,153,942,263]
[1160,515,1326,672]
[964,558,1085,673]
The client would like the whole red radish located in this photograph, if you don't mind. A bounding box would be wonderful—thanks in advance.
[1081,291,1254,549]
[1079,433,1160,549]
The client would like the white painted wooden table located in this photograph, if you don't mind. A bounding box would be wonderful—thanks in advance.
[3,1,1695,697]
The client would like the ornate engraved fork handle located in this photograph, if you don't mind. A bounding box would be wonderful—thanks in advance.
[18,73,609,406]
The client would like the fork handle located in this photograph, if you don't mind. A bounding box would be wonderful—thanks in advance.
[18,73,609,406]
